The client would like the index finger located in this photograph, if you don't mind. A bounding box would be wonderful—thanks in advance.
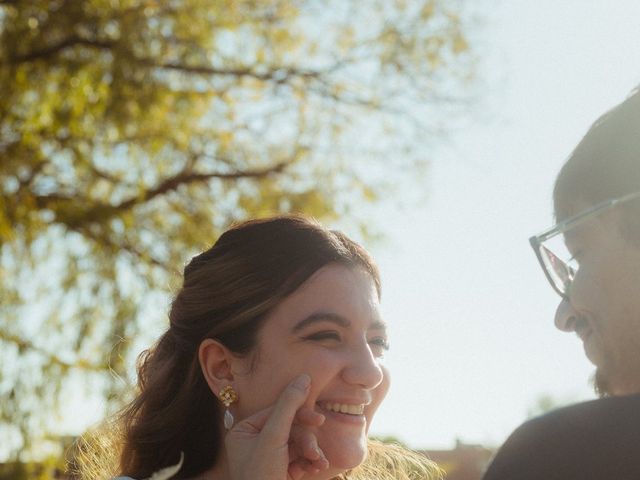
[258,374,311,446]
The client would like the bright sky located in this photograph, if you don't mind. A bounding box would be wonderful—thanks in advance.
[366,0,640,449]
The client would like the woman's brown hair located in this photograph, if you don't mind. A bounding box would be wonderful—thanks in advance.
[116,215,380,478]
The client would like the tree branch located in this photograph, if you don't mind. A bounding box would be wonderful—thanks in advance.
[9,35,114,64]
[115,159,290,211]
[141,59,327,83]
[7,32,338,88]
[0,331,106,373]
[31,159,290,228]
[72,224,173,272]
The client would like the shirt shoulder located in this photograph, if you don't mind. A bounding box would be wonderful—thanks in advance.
[482,394,640,480]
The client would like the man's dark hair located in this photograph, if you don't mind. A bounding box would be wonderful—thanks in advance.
[554,86,640,241]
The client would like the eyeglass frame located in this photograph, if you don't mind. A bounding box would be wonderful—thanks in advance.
[529,190,640,299]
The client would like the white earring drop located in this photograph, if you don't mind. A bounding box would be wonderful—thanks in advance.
[219,385,238,430]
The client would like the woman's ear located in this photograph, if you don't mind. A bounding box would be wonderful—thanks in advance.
[198,338,235,395]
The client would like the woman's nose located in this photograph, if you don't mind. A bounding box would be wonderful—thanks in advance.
[341,342,384,389]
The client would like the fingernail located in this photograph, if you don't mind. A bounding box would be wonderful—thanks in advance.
[320,448,327,461]
[291,374,310,392]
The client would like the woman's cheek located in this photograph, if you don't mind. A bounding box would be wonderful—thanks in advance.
[364,365,390,432]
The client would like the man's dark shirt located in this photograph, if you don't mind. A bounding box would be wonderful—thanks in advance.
[482,394,640,480]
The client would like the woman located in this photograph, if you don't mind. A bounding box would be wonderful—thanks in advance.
[81,215,439,479]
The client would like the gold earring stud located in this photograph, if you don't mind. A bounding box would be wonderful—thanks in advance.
[219,385,238,407]
[219,385,238,429]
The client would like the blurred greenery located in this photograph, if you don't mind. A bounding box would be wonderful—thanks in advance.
[526,393,577,419]
[0,449,67,479]
[0,0,475,462]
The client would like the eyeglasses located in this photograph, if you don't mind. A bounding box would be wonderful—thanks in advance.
[529,190,640,299]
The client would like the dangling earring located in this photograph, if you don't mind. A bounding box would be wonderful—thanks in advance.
[219,385,238,430]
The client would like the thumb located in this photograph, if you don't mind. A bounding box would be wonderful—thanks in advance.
[258,374,311,445]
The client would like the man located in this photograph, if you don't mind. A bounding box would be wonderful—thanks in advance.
[482,88,640,480]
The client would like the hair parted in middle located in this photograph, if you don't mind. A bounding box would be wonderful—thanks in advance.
[118,214,381,479]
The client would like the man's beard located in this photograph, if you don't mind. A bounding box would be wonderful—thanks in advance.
[591,351,640,397]
[592,368,612,397]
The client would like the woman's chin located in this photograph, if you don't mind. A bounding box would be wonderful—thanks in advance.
[319,434,368,471]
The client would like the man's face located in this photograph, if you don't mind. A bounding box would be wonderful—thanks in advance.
[554,201,640,395]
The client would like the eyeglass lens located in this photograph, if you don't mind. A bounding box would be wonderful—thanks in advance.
[540,244,576,295]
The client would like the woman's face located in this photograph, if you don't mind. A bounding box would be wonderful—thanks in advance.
[231,263,390,476]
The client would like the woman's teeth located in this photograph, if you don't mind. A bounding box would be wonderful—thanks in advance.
[321,402,365,415]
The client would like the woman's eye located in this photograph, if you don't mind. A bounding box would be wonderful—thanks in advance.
[304,331,341,342]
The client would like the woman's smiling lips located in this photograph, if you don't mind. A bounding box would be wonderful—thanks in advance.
[316,400,369,425]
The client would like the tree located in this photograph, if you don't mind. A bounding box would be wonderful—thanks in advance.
[526,393,577,419]
[0,0,474,459]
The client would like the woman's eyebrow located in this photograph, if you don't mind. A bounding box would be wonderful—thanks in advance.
[291,312,350,333]
[291,313,387,333]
